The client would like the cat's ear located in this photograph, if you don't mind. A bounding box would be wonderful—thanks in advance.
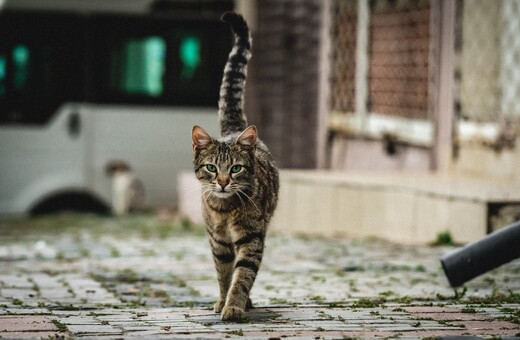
[192,126,213,151]
[236,125,257,150]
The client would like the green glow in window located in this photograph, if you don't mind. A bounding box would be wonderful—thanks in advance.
[180,36,201,79]
[0,56,5,95]
[12,44,29,90]
[118,36,166,97]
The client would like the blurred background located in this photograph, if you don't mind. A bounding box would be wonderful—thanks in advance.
[2,0,520,244]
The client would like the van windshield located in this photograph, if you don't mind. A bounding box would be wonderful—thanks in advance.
[0,11,230,125]
[0,13,84,125]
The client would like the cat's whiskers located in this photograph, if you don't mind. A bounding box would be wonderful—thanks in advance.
[231,185,246,207]
[236,187,261,214]
[185,184,204,197]
[201,187,213,206]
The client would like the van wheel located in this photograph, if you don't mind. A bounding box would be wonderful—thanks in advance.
[29,192,110,216]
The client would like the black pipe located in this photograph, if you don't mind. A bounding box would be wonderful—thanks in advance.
[440,220,520,287]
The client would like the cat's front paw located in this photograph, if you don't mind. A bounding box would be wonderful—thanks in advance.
[221,305,245,321]
[213,298,226,313]
[246,297,253,310]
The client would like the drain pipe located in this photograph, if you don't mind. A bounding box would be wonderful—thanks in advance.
[440,220,520,287]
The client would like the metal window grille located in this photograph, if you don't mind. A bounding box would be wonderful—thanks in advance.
[331,0,434,121]
[369,0,430,119]
[331,0,357,114]
[456,0,520,122]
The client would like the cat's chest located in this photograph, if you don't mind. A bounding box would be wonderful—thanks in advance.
[204,207,245,235]
[205,208,233,226]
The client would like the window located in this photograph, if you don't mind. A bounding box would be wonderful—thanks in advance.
[91,16,230,107]
[111,36,166,97]
[0,11,231,125]
[12,44,30,91]
[330,0,435,146]
[456,0,520,122]
[368,0,431,119]
[0,56,6,96]
[0,13,84,125]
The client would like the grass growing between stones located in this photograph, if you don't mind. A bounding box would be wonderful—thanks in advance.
[91,268,206,309]
[51,319,69,332]
[499,307,520,324]
[0,213,204,245]
[1,212,518,337]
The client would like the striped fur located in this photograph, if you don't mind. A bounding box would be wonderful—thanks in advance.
[218,12,251,137]
[191,12,279,321]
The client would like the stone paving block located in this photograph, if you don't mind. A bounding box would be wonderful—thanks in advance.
[71,287,109,298]
[403,329,520,337]
[96,316,136,323]
[103,320,143,327]
[0,315,58,331]
[0,297,12,304]
[0,331,60,338]
[123,329,222,338]
[153,324,215,334]
[81,297,121,305]
[91,308,137,315]
[413,311,493,321]
[369,324,431,332]
[65,323,124,335]
[215,320,307,332]
[0,275,33,289]
[59,315,100,325]
[165,329,218,336]
[52,310,97,317]
[403,306,462,313]
[0,288,36,300]
[39,287,73,299]
[316,309,378,321]
[28,274,63,288]
[461,320,520,331]
[138,313,188,322]
[298,320,364,331]
[3,308,51,315]
[3,300,41,309]
[118,323,156,331]
[207,322,264,332]
[274,310,328,321]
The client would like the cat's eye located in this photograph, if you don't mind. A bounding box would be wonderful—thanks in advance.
[230,165,242,173]
[206,164,217,173]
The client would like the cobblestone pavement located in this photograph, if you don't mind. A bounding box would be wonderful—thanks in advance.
[0,214,519,339]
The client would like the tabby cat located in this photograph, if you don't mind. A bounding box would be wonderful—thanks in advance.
[191,12,279,321]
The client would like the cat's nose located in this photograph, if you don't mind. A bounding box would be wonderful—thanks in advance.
[217,176,230,190]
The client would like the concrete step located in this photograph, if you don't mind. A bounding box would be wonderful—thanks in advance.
[271,171,520,244]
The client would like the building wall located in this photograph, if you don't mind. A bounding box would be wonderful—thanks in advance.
[499,0,520,117]
[450,0,520,182]
[245,0,322,169]
[458,0,500,122]
[330,138,431,171]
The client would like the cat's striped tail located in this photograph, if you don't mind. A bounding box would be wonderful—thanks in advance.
[218,12,251,137]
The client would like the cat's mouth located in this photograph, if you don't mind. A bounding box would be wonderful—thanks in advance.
[212,190,234,199]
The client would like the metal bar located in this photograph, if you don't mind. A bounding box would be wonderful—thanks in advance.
[440,220,520,287]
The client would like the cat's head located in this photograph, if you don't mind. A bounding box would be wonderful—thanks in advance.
[192,125,257,199]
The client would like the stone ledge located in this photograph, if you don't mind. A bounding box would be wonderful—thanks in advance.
[271,170,520,244]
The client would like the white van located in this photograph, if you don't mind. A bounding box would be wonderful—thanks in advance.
[0,0,232,214]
